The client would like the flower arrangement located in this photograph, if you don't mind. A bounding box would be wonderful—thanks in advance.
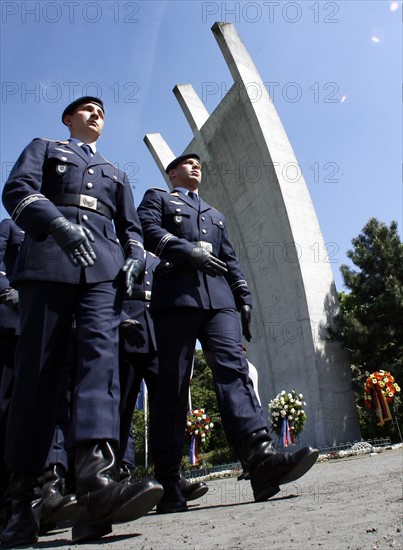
[364,370,400,426]
[268,390,307,446]
[186,408,214,465]
[364,371,400,405]
[186,408,214,443]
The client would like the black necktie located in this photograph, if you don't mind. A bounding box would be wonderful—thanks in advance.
[188,191,198,202]
[81,144,92,158]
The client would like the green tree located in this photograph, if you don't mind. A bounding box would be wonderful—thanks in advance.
[331,218,403,439]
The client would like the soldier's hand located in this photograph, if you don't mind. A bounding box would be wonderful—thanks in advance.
[48,216,96,267]
[188,247,228,277]
[240,305,252,342]
[121,258,144,296]
[119,319,145,348]
[0,288,19,313]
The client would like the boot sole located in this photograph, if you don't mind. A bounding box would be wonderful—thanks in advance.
[253,483,281,503]
[72,485,163,542]
[183,485,209,502]
[252,449,319,502]
[41,499,77,532]
[156,501,188,514]
[272,449,319,486]
[41,500,77,527]
[112,484,164,523]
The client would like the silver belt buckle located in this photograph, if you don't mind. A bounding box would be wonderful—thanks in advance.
[198,241,213,254]
[144,290,152,301]
[79,194,98,211]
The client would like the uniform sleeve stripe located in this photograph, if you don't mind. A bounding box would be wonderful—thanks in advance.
[230,280,248,291]
[12,194,50,221]
[155,233,177,256]
[124,239,144,251]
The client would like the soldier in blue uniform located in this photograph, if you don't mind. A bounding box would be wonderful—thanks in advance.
[1,97,162,546]
[137,153,319,513]
[0,218,76,536]
[118,251,160,475]
[117,251,208,501]
[0,218,23,533]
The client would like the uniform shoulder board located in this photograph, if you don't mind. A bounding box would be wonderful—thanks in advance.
[39,138,69,144]
[151,187,167,192]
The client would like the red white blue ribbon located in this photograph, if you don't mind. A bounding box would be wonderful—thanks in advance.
[189,435,199,465]
[280,417,295,446]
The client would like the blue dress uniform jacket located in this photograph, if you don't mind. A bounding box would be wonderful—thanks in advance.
[137,188,252,312]
[2,138,145,284]
[0,218,24,331]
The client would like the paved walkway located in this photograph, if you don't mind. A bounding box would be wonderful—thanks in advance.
[35,447,402,549]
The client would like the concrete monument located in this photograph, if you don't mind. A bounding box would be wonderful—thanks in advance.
[144,22,360,448]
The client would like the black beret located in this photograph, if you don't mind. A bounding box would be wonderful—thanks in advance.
[165,153,200,174]
[62,96,104,124]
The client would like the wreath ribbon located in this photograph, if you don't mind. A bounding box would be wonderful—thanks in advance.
[371,387,392,426]
[280,417,295,446]
[189,434,199,465]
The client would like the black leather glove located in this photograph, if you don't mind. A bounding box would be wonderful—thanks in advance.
[48,216,96,267]
[188,247,228,277]
[240,305,252,342]
[119,319,145,348]
[0,288,19,313]
[121,258,144,296]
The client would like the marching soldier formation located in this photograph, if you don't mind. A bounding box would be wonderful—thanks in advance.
[0,97,319,547]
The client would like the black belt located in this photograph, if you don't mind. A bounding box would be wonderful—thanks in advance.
[51,193,113,220]
[130,290,152,301]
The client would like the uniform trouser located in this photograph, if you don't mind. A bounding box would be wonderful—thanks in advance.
[150,307,266,470]
[0,334,18,418]
[0,334,18,491]
[5,281,121,474]
[118,350,158,467]
[45,328,77,471]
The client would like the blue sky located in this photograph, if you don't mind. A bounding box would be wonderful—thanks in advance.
[1,0,401,291]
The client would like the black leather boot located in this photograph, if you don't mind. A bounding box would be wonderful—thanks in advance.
[0,481,12,535]
[0,474,42,548]
[39,465,76,535]
[72,441,163,543]
[117,463,133,483]
[179,475,208,502]
[240,429,319,502]
[155,464,187,514]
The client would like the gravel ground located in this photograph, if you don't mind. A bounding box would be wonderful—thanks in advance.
[32,447,402,550]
